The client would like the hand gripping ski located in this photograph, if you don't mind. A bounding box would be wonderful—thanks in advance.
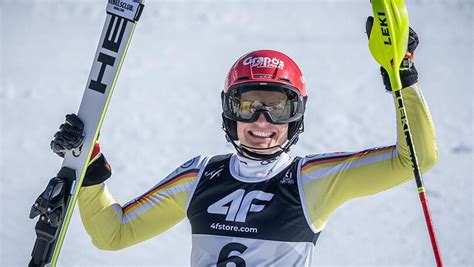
[29,1,145,266]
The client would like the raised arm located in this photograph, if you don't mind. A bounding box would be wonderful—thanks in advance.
[299,28,438,232]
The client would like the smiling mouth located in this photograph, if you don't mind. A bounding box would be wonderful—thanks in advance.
[249,130,275,138]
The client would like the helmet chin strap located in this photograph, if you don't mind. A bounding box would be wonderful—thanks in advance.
[222,116,304,161]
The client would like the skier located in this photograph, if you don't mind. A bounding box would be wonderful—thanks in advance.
[50,24,438,266]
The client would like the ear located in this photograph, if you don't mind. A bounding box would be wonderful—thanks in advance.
[365,16,375,39]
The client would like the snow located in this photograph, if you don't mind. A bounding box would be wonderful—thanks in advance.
[1,0,472,266]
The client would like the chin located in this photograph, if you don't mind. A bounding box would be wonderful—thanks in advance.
[243,142,280,151]
[244,139,275,148]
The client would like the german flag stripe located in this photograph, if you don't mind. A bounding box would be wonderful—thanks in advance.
[302,146,395,174]
[124,170,198,212]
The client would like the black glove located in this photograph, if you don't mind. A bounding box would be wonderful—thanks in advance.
[366,16,419,91]
[51,114,85,157]
[82,143,112,186]
[50,114,111,186]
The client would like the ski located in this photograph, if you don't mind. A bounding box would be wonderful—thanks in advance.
[29,1,145,266]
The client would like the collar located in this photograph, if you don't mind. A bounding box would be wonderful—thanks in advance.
[229,152,293,183]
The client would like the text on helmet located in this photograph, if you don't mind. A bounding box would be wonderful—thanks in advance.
[243,56,285,69]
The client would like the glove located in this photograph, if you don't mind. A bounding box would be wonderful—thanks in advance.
[366,16,419,91]
[51,114,85,157]
[50,114,111,186]
[82,142,112,186]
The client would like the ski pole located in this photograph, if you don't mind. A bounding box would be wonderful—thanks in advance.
[368,0,443,266]
[393,87,443,267]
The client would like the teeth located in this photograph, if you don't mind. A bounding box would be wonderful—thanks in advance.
[250,131,273,138]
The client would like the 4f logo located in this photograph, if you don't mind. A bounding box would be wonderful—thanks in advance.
[207,189,274,222]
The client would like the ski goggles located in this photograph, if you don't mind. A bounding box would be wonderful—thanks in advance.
[222,83,306,124]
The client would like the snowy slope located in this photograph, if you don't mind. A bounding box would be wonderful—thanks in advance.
[1,0,472,266]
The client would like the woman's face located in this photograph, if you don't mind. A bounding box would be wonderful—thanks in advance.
[237,91,288,154]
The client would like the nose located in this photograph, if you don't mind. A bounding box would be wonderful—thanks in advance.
[255,113,270,125]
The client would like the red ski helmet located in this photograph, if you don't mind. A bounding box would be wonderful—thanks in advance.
[224,50,307,96]
[221,50,308,158]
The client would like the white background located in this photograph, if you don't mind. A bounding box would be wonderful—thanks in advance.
[1,0,472,266]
